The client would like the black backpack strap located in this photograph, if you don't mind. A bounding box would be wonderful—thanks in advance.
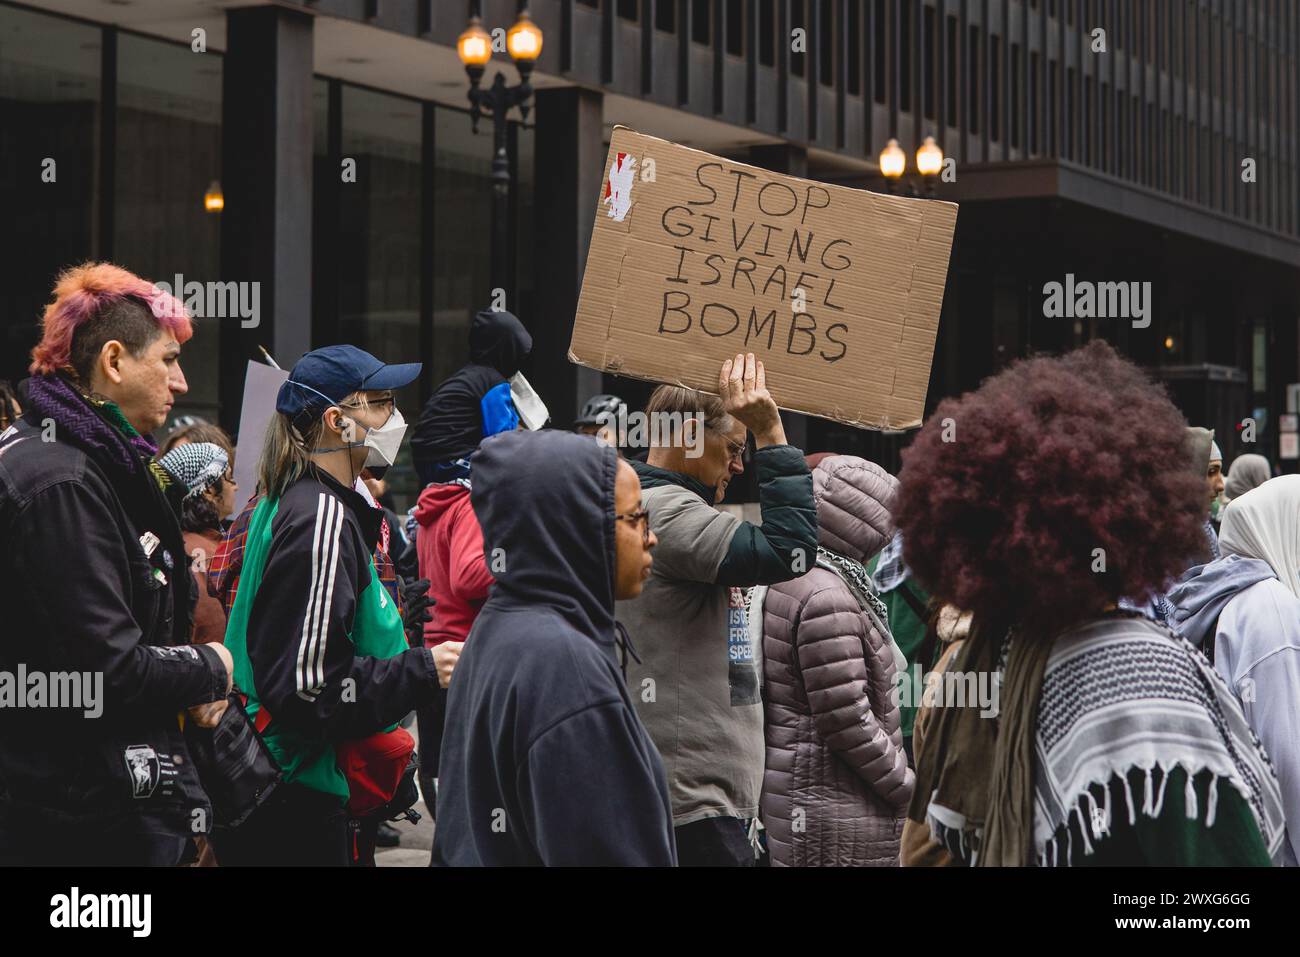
[894,580,929,621]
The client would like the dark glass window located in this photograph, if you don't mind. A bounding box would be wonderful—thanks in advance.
[792,0,805,77]
[692,0,710,44]
[1117,91,1126,177]
[968,26,979,135]
[990,34,1001,141]
[759,0,775,65]
[655,0,675,31]
[115,33,223,423]
[874,0,887,103]
[1030,51,1041,153]
[923,4,935,119]
[1011,43,1022,148]
[819,0,833,85]
[1084,76,1094,165]
[726,0,743,55]
[847,0,860,95]
[1048,63,1057,154]
[946,14,957,125]
[337,86,425,500]
[1102,82,1110,171]
[900,2,911,111]
[0,5,101,387]
[1065,66,1075,158]
[618,0,638,21]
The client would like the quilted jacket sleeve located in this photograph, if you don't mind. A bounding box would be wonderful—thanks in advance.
[793,585,914,809]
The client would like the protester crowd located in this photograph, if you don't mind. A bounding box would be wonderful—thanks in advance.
[0,261,1293,867]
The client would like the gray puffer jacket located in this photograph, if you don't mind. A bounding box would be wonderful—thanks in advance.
[760,456,915,866]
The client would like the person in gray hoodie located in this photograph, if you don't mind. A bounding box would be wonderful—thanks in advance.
[1167,474,1300,865]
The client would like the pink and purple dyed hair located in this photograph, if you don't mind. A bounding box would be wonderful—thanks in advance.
[29,262,192,376]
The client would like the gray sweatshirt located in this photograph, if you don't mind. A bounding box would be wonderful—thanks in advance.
[1167,554,1300,865]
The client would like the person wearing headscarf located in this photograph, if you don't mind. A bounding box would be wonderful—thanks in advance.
[897,341,1285,866]
[1167,475,1300,865]
[1223,453,1272,505]
[432,430,675,865]
[1190,429,1223,557]
[159,440,237,645]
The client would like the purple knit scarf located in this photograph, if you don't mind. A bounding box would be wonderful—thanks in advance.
[24,374,158,477]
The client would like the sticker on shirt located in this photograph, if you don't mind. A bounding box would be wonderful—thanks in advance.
[728,587,760,706]
[124,745,160,798]
[123,745,179,801]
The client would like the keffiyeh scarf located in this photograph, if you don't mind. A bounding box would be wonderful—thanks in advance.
[915,612,1286,866]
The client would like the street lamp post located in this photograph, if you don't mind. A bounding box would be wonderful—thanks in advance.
[458,9,543,296]
[879,135,944,197]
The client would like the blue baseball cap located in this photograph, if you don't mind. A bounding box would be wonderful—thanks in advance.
[276,345,421,424]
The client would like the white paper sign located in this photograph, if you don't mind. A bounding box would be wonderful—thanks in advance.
[510,372,550,431]
[229,360,289,517]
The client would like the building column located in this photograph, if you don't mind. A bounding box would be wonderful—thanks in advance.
[218,6,314,430]
[531,86,605,428]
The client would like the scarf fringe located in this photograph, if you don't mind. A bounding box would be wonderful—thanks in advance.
[1035,764,1237,866]
[1122,771,1136,826]
[1206,772,1220,827]
[1152,766,1171,816]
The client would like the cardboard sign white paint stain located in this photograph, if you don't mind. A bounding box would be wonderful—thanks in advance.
[569,126,959,431]
[604,151,636,222]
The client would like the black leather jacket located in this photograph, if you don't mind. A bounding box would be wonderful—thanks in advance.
[0,413,228,841]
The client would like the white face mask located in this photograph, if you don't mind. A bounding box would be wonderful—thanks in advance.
[357,408,407,468]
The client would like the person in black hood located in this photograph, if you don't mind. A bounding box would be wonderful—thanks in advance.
[406,308,533,807]
[410,309,532,486]
[433,430,677,866]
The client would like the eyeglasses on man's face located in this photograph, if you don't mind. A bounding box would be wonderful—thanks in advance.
[717,435,746,464]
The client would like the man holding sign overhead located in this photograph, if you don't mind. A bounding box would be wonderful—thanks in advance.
[616,353,817,866]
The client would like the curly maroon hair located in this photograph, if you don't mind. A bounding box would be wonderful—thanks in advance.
[895,340,1207,637]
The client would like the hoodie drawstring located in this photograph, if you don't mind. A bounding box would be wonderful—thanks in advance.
[614,621,642,681]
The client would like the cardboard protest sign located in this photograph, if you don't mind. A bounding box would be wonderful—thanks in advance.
[568,127,958,430]
[229,360,288,518]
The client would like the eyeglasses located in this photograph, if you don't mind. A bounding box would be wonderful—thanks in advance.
[705,423,746,464]
[714,434,746,464]
[342,395,395,415]
[615,507,651,545]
